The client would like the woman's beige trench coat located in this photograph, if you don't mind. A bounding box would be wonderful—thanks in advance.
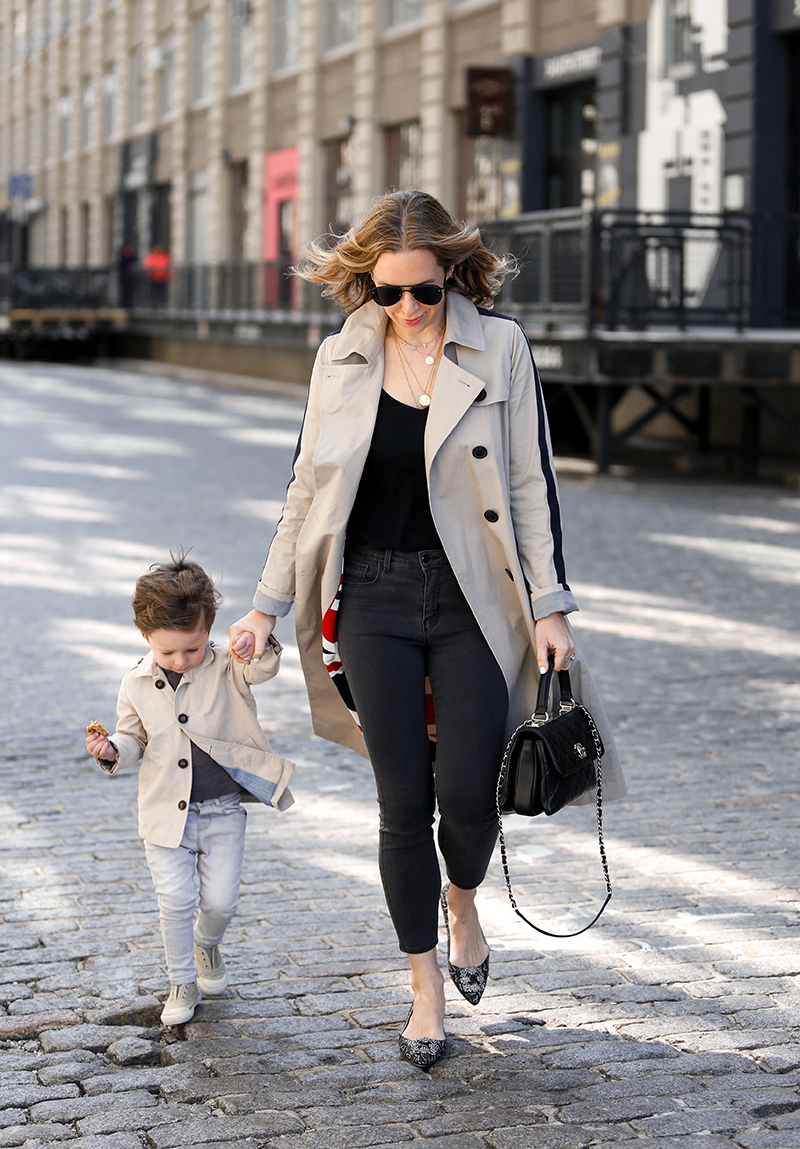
[254,291,626,804]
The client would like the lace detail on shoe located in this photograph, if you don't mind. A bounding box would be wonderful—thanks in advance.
[194,942,228,994]
[398,1007,446,1068]
[160,982,201,1025]
[440,884,490,1006]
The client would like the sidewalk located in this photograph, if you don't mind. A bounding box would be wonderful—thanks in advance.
[0,361,799,1148]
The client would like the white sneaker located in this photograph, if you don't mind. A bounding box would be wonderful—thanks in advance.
[160,982,201,1026]
[194,942,228,994]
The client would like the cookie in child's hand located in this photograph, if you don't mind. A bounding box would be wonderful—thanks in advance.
[87,721,109,737]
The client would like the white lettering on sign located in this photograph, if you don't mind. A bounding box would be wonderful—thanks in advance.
[543,46,602,81]
[531,345,564,370]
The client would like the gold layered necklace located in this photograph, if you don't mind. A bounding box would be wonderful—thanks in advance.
[397,328,443,366]
[392,327,443,408]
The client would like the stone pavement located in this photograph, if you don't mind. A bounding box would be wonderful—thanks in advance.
[0,359,799,1149]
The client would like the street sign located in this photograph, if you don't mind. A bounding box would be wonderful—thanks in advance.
[8,173,33,199]
[466,68,515,137]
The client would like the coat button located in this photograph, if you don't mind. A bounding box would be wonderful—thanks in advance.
[472,446,488,459]
[155,680,165,689]
[178,714,188,724]
[178,800,187,810]
[475,388,487,402]
[484,510,499,522]
[178,758,189,769]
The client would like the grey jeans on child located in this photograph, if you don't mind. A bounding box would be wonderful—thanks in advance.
[144,793,246,986]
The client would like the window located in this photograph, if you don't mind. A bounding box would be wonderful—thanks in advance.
[82,0,93,21]
[42,0,52,37]
[58,91,72,157]
[325,135,355,233]
[103,65,117,139]
[10,118,18,171]
[59,205,69,264]
[385,121,421,189]
[24,106,33,170]
[13,8,30,64]
[26,0,35,50]
[324,0,356,51]
[190,11,211,103]
[80,202,91,263]
[81,79,94,149]
[129,46,144,128]
[59,0,71,34]
[383,0,421,31]
[42,98,51,161]
[666,0,694,72]
[157,31,176,116]
[228,0,253,89]
[272,0,300,70]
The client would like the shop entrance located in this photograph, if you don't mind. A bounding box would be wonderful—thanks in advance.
[544,81,597,210]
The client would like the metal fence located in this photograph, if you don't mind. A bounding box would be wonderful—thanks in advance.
[488,209,759,331]
[1,260,337,320]
[0,266,117,311]
[5,215,800,332]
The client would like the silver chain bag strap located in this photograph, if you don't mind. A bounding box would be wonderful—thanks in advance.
[496,653,613,937]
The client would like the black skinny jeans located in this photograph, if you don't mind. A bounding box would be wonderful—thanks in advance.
[336,543,509,953]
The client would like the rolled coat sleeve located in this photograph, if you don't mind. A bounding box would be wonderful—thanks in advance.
[507,320,578,620]
[253,345,326,617]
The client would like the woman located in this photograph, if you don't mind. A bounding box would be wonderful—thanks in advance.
[230,190,624,1067]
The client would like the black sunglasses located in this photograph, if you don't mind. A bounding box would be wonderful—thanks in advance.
[370,281,445,307]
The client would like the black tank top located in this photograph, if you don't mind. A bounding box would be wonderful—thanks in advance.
[348,389,442,552]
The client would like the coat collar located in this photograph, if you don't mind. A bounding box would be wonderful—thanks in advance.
[330,291,487,363]
[130,642,215,682]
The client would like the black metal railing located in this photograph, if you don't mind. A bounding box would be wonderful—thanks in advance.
[0,265,118,311]
[120,261,333,315]
[0,260,338,320]
[488,209,800,332]
[5,215,800,331]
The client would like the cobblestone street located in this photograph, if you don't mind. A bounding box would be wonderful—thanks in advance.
[1,359,799,1149]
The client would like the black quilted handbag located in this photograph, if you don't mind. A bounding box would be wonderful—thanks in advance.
[496,654,613,937]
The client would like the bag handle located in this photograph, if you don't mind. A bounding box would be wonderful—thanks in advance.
[534,654,575,723]
[496,656,613,938]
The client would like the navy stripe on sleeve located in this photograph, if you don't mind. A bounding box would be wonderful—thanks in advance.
[513,320,569,587]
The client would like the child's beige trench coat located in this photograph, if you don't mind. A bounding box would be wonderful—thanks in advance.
[255,291,626,805]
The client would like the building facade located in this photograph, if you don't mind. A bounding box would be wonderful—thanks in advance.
[0,0,648,272]
[1,0,800,276]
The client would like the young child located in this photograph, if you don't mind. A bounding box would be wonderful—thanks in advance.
[85,552,294,1026]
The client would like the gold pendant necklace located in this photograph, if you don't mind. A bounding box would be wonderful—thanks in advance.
[400,327,443,368]
[393,329,441,408]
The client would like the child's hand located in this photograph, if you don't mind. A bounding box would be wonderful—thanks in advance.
[86,733,118,763]
[231,630,256,663]
[230,610,276,663]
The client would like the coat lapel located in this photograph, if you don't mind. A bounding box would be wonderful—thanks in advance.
[424,354,485,470]
[425,293,489,470]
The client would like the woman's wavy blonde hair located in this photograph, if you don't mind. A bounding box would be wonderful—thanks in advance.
[296,189,516,312]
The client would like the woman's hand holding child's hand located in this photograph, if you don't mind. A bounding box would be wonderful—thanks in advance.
[229,609,276,663]
[86,732,118,763]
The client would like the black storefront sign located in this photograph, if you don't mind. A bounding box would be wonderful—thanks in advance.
[466,68,515,137]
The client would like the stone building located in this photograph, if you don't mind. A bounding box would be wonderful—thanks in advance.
[0,0,659,271]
